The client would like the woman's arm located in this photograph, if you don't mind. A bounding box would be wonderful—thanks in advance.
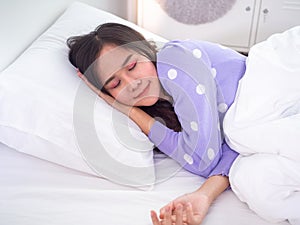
[151,175,229,225]
[128,107,155,135]
[195,175,229,204]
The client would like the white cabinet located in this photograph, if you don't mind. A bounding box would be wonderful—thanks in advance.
[255,0,300,43]
[137,0,300,52]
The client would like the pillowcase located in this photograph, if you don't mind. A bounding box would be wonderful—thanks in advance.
[0,2,166,188]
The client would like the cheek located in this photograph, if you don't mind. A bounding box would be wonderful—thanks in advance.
[110,89,131,105]
[108,90,120,101]
[139,62,157,77]
[147,64,157,78]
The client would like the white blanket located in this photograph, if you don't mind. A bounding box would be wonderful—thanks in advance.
[224,26,300,225]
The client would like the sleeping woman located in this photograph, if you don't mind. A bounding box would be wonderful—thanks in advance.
[67,22,246,225]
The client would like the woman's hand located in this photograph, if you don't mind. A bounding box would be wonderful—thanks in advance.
[151,191,211,225]
[151,204,184,225]
[77,70,132,115]
[150,176,230,225]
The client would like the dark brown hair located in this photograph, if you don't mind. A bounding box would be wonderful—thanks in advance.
[67,22,181,132]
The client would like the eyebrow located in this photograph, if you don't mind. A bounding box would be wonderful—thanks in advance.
[103,54,133,87]
[121,54,133,67]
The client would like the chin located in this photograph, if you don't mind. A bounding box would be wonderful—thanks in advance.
[135,96,159,107]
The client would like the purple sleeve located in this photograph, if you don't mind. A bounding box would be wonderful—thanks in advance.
[148,40,244,178]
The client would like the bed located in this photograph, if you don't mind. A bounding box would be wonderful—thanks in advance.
[0,142,288,225]
[0,2,295,225]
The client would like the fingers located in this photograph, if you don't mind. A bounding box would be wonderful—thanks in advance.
[163,194,188,218]
[156,198,205,225]
[76,69,101,96]
[155,205,186,225]
[185,202,192,224]
[151,207,172,225]
[175,204,184,225]
[76,69,83,78]
[186,202,201,225]
[160,202,174,219]
[159,196,188,220]
[150,210,161,225]
[164,206,172,225]
[156,206,174,225]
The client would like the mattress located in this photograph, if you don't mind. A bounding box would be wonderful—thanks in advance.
[0,142,290,225]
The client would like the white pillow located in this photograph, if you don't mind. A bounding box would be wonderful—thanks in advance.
[0,2,166,188]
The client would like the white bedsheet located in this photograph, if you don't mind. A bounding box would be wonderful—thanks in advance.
[0,142,290,225]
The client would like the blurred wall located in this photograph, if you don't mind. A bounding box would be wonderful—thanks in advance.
[0,0,132,71]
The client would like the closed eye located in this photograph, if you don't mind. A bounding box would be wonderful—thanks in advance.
[106,78,120,89]
[128,61,136,71]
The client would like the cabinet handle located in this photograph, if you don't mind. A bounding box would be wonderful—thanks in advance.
[245,6,251,11]
[262,8,269,23]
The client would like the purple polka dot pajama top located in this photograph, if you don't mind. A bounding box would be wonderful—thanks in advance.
[148,40,246,178]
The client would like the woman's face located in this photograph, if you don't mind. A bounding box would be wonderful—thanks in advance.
[95,44,162,107]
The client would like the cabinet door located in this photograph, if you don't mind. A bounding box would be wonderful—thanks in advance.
[138,0,255,50]
[255,0,300,43]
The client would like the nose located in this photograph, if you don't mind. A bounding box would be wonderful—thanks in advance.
[129,79,142,92]
[122,74,142,92]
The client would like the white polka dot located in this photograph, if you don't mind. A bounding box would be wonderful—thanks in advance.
[192,49,202,58]
[211,68,217,78]
[184,154,194,164]
[218,103,228,113]
[207,148,215,160]
[190,121,198,131]
[196,84,206,95]
[167,69,177,80]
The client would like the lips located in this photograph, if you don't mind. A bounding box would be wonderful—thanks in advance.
[134,81,150,99]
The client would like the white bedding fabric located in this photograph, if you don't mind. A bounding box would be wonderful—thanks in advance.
[225,26,300,225]
[1,2,298,224]
[230,154,300,225]
[0,142,290,225]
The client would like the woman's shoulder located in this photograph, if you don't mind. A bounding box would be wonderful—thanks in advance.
[160,39,221,53]
[157,39,213,72]
[159,39,245,63]
[158,39,246,67]
[155,40,215,97]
